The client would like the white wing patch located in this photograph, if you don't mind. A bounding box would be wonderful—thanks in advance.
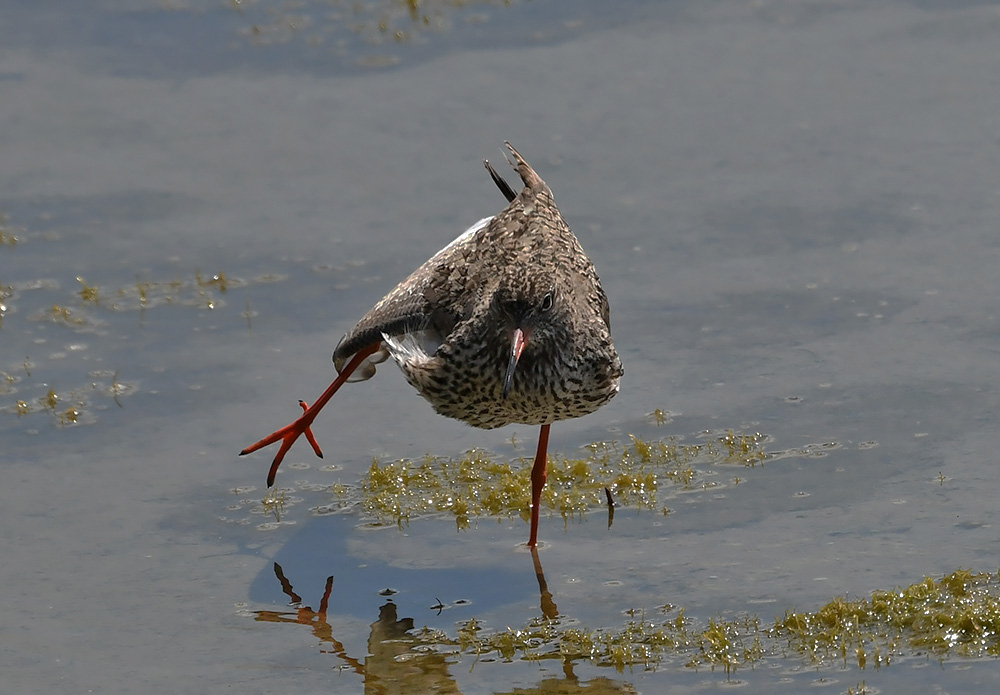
[383,329,443,368]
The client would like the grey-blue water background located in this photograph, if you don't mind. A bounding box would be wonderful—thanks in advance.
[3,1,1000,692]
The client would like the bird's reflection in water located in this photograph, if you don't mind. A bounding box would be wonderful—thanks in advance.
[531,547,558,621]
[253,551,634,694]
[259,563,364,674]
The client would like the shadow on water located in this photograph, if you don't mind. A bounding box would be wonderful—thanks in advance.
[249,515,536,619]
[250,514,643,694]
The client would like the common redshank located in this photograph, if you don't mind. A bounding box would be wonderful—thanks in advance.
[241,142,623,547]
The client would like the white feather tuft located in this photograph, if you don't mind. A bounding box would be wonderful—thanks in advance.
[383,329,442,367]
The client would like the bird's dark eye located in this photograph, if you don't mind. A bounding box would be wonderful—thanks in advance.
[540,291,554,312]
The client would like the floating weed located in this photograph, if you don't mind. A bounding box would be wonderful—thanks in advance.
[0,282,10,329]
[3,367,134,423]
[60,405,80,425]
[8,268,262,334]
[77,277,99,304]
[378,570,1000,676]
[115,271,241,311]
[441,604,763,674]
[262,488,287,521]
[243,297,255,331]
[227,0,523,64]
[0,213,21,245]
[2,372,22,394]
[5,256,277,426]
[0,271,241,319]
[195,270,229,309]
[358,430,772,528]
[130,277,151,310]
[689,615,765,675]
[651,408,672,426]
[774,569,1000,666]
[196,270,228,294]
[717,430,768,466]
[108,369,127,407]
[36,303,92,327]
[769,440,843,461]
[14,387,89,425]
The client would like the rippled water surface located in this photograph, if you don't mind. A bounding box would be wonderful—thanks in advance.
[4,1,1000,692]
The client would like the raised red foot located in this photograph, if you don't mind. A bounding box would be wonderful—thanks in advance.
[240,342,382,487]
[240,400,325,487]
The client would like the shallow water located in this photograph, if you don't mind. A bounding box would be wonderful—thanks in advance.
[4,1,1000,692]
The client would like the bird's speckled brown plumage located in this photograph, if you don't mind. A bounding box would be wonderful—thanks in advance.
[333,142,622,429]
[242,142,622,546]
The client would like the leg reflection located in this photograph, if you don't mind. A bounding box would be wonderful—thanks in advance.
[254,563,459,693]
[255,562,363,673]
[530,547,559,621]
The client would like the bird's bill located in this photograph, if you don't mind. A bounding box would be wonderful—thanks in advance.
[503,327,528,399]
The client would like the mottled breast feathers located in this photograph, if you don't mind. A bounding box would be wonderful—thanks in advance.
[332,143,622,427]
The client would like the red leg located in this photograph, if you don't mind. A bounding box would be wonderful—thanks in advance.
[527,423,551,547]
[240,342,382,487]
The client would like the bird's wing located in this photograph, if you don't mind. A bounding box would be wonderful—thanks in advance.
[332,216,494,380]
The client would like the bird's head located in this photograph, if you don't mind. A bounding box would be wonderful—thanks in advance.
[491,276,560,399]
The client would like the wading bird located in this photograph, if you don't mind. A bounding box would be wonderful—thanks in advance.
[241,143,622,547]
